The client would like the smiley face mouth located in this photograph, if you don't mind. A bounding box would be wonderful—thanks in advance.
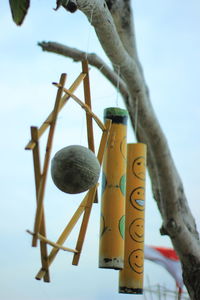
[135,232,143,238]
[135,263,143,268]
[135,199,144,207]
[137,172,145,176]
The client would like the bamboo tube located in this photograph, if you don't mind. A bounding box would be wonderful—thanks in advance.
[119,143,147,294]
[99,107,128,270]
[72,184,98,265]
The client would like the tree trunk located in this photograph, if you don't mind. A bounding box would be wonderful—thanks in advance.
[40,0,200,298]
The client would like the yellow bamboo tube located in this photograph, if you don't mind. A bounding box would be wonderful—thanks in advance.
[119,143,147,294]
[99,107,128,270]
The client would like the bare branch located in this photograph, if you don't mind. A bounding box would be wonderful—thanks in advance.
[105,0,139,59]
[38,41,129,101]
[74,1,200,288]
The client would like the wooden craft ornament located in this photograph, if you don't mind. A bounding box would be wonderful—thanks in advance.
[25,60,112,282]
[25,60,148,294]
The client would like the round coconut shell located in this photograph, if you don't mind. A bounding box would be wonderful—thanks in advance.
[51,145,100,194]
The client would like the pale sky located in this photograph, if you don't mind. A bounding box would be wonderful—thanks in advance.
[0,1,200,300]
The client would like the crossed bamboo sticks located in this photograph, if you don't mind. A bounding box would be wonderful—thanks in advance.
[25,60,111,282]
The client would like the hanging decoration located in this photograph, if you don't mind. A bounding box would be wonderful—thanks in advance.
[119,143,147,294]
[99,107,128,270]
[25,60,151,295]
[25,60,111,281]
[51,145,101,194]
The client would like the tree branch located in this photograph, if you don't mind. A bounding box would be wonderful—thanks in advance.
[74,0,200,292]
[105,0,140,61]
[38,41,129,101]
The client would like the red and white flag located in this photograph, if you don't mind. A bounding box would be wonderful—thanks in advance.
[144,245,184,289]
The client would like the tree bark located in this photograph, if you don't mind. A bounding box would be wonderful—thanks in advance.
[40,0,200,298]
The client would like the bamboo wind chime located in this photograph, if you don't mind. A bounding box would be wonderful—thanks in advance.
[25,60,111,282]
[98,108,147,294]
[99,107,128,270]
[25,59,147,294]
[119,143,147,294]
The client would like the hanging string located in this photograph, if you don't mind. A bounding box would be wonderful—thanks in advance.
[115,65,120,107]
[134,97,138,138]
[85,4,95,59]
[79,112,85,145]
[98,64,105,72]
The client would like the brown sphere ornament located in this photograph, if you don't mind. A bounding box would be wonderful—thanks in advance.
[51,145,100,194]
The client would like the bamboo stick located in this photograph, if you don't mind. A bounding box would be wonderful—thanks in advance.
[32,74,66,247]
[31,126,50,282]
[82,60,98,202]
[25,72,86,150]
[82,59,95,153]
[27,230,78,253]
[72,184,98,265]
[97,119,112,164]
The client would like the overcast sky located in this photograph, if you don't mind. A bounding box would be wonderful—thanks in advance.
[0,1,200,299]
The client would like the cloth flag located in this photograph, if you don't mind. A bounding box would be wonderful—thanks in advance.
[144,245,184,289]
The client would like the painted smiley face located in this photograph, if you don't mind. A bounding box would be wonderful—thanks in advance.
[132,156,146,181]
[129,249,144,274]
[130,187,145,211]
[129,218,144,243]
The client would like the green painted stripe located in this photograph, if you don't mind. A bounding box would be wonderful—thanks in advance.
[104,107,128,118]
